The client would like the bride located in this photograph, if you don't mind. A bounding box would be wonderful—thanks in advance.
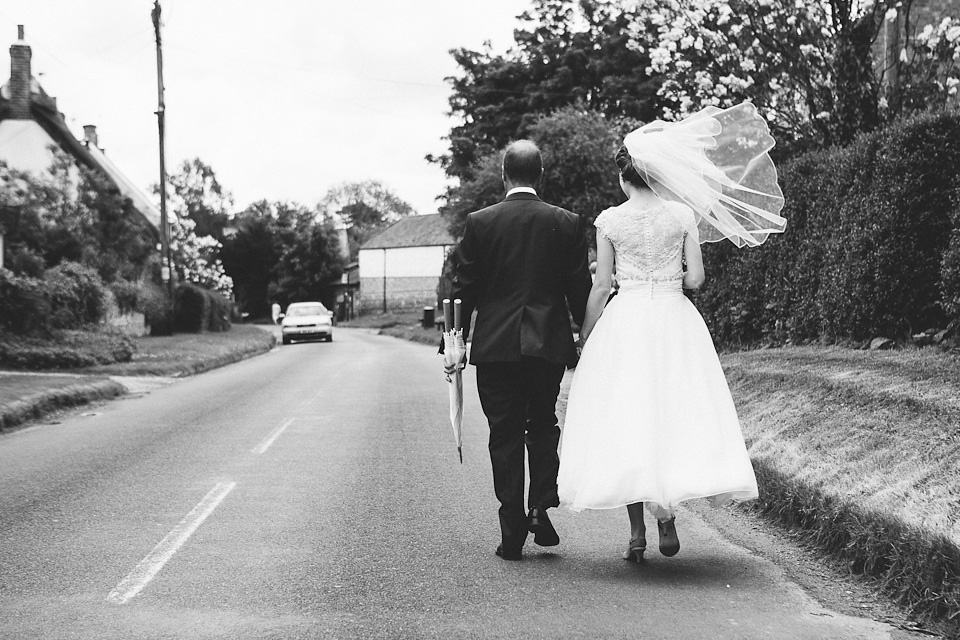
[556,102,786,561]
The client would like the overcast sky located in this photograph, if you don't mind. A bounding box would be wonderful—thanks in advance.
[0,1,531,215]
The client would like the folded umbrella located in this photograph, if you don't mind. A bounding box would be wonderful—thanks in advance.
[441,298,466,463]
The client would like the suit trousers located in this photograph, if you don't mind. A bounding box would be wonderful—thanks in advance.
[476,357,566,549]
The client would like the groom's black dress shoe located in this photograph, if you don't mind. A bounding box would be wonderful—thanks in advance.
[527,507,560,547]
[495,544,522,561]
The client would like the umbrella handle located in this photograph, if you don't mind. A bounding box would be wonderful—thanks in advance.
[454,299,462,331]
[442,298,453,332]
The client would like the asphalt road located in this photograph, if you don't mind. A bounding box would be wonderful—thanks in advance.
[0,327,908,639]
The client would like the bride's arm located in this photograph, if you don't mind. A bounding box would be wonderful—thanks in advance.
[579,235,615,345]
[682,231,705,290]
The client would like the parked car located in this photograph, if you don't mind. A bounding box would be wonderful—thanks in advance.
[281,302,333,344]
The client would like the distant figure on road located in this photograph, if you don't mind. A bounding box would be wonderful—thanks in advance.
[445,140,592,561]
[271,303,281,325]
[557,102,786,562]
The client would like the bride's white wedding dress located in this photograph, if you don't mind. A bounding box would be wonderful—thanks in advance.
[557,200,759,513]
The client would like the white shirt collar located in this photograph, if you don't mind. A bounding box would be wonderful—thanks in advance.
[506,186,537,197]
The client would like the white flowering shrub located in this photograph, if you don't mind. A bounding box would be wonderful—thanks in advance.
[899,15,960,111]
[630,0,842,144]
[168,213,233,298]
[630,0,958,148]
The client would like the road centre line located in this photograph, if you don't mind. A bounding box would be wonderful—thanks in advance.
[251,417,295,455]
[106,481,236,605]
[302,389,324,406]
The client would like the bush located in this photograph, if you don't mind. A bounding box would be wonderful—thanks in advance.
[139,282,173,336]
[0,263,108,334]
[0,330,134,370]
[45,262,108,330]
[174,284,207,333]
[206,289,233,333]
[941,228,960,323]
[173,283,232,333]
[110,280,141,315]
[6,247,46,278]
[696,111,960,348]
[0,268,52,334]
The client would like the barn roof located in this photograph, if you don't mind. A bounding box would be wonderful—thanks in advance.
[360,214,455,250]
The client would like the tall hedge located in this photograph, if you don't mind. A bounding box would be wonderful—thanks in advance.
[697,111,960,348]
[173,283,232,333]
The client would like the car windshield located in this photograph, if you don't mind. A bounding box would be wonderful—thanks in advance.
[287,304,327,317]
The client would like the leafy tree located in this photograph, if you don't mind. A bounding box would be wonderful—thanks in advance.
[220,200,345,317]
[533,105,633,225]
[77,164,154,282]
[436,0,662,183]
[219,201,277,318]
[438,152,505,239]
[318,180,414,257]
[441,105,630,240]
[270,206,343,307]
[0,153,154,283]
[166,158,233,240]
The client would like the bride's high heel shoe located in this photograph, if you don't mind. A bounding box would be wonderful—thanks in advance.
[622,537,647,562]
[658,517,680,557]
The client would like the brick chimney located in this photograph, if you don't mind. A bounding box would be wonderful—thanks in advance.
[8,25,32,120]
[83,125,99,149]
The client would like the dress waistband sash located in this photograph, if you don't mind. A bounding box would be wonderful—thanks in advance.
[617,279,684,298]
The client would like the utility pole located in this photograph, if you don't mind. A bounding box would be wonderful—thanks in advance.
[152,1,173,315]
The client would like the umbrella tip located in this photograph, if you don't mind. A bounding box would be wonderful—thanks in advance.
[458,447,463,464]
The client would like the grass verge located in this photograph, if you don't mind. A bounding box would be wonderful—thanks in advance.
[0,326,276,432]
[0,375,125,432]
[721,346,960,630]
[340,311,441,347]
[80,324,276,376]
[0,330,135,370]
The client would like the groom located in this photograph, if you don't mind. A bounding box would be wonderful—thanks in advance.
[449,140,592,560]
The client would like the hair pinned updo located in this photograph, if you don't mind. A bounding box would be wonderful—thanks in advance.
[615,145,649,189]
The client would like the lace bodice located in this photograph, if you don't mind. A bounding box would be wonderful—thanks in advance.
[594,201,697,283]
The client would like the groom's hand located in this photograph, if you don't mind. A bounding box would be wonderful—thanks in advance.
[443,352,467,379]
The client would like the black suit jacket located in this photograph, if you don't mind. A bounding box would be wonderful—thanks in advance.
[451,192,592,366]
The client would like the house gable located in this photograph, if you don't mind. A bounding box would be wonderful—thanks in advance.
[357,215,455,312]
[0,26,160,235]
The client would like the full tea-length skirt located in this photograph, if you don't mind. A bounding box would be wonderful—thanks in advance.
[557,283,759,512]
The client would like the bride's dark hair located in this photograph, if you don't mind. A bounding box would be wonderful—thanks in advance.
[615,145,650,189]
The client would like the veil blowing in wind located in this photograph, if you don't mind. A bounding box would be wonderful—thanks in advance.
[623,101,786,248]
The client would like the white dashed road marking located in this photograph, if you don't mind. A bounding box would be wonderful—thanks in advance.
[106,481,237,605]
[251,417,295,455]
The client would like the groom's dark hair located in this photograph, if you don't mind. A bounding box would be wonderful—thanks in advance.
[502,140,543,186]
